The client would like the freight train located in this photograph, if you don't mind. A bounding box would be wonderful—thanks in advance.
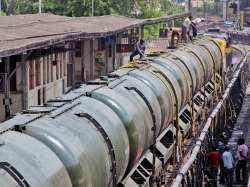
[0,37,228,187]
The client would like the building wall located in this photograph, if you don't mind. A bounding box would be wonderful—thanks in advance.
[27,52,69,107]
[0,93,23,122]
[74,38,115,83]
[0,32,136,122]
[117,35,131,66]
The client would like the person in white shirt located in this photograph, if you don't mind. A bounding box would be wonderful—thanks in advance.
[182,15,192,42]
[222,146,234,187]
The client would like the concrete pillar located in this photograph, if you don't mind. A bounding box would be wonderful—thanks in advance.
[185,0,191,13]
[21,55,28,110]
[112,35,117,71]
[171,20,175,28]
[90,39,95,79]
[81,40,86,83]
[140,25,144,39]
[4,57,10,119]
[104,39,109,73]
[70,42,76,87]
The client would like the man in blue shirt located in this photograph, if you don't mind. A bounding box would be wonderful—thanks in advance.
[130,39,146,62]
[222,146,235,187]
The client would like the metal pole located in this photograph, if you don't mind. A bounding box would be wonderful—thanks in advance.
[185,0,190,13]
[203,0,206,28]
[92,0,94,16]
[39,0,42,13]
[237,0,240,29]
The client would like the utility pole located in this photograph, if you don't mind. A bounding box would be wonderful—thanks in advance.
[203,0,206,27]
[185,0,191,13]
[91,0,94,16]
[237,0,240,21]
[39,0,42,13]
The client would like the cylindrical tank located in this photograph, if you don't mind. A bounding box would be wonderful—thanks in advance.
[185,44,213,82]
[156,56,192,101]
[0,38,225,187]
[0,131,72,187]
[25,96,130,187]
[126,68,174,128]
[111,75,162,136]
[150,60,183,110]
[197,39,223,71]
[167,51,201,94]
[73,96,130,182]
[87,86,148,169]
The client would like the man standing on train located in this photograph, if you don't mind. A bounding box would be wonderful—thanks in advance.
[182,15,193,42]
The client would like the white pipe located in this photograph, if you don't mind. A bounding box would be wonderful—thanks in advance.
[171,52,248,187]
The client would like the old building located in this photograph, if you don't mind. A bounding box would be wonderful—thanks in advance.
[0,13,189,122]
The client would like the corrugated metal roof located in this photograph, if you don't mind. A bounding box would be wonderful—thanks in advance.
[0,13,189,57]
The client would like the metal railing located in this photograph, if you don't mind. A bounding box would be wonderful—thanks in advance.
[171,47,250,187]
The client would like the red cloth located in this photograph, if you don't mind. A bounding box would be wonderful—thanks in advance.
[207,151,221,169]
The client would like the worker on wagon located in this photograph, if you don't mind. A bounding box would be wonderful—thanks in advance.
[191,21,198,39]
[182,15,193,42]
[130,39,146,62]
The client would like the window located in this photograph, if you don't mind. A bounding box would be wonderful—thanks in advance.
[98,38,105,51]
[75,41,82,57]
[0,58,5,73]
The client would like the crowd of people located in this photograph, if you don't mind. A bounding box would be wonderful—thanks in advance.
[207,138,248,187]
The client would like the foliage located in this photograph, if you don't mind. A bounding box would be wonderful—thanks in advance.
[135,0,184,40]
[2,0,184,17]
